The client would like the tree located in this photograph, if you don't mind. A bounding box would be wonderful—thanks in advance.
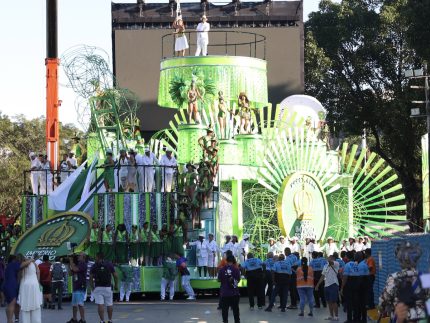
[305,0,426,230]
[0,113,83,218]
[403,0,430,63]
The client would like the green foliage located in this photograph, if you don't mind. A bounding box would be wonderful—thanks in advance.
[0,113,83,217]
[305,0,427,229]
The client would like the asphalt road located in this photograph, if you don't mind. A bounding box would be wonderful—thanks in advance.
[0,297,347,323]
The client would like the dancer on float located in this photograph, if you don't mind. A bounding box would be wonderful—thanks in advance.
[187,80,203,124]
[172,16,188,57]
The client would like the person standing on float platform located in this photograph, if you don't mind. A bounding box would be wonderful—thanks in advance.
[195,15,210,56]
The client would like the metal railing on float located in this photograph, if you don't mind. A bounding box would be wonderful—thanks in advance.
[161,30,266,59]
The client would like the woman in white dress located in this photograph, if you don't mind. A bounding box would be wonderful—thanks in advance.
[172,17,189,56]
[19,259,43,323]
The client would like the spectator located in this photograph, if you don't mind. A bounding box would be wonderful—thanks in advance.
[218,255,241,323]
[34,253,42,266]
[19,257,43,323]
[38,255,53,309]
[90,252,118,323]
[316,255,340,321]
[50,256,67,310]
[296,257,315,316]
[160,255,178,301]
[310,251,327,308]
[67,253,88,323]
[241,252,265,310]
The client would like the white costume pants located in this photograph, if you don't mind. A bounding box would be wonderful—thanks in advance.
[161,278,176,300]
[162,173,174,192]
[181,275,195,297]
[119,169,128,190]
[144,169,155,192]
[39,172,47,195]
[195,38,208,56]
[120,281,133,301]
[30,172,40,194]
[138,167,145,192]
[21,308,42,323]
[208,253,218,268]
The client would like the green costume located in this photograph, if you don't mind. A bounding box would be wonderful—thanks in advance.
[140,228,150,258]
[162,259,178,281]
[172,224,184,255]
[120,264,134,284]
[102,230,114,261]
[150,230,161,258]
[103,158,115,189]
[129,230,140,261]
[89,228,100,257]
[116,230,128,264]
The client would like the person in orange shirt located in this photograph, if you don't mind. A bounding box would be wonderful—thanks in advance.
[296,257,315,316]
[365,248,376,309]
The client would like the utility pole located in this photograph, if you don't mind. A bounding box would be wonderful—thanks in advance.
[406,63,430,231]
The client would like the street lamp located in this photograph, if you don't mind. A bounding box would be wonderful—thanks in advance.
[406,63,430,231]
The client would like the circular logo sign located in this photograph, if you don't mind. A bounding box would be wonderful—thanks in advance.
[12,212,91,260]
[277,172,328,241]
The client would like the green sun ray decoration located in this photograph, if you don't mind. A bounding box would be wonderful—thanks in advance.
[257,128,407,241]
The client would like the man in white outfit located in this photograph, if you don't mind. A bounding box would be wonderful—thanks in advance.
[289,236,301,255]
[141,147,159,192]
[222,235,234,254]
[206,233,219,277]
[321,236,339,257]
[159,149,177,192]
[195,15,210,56]
[275,236,289,255]
[29,152,41,194]
[238,233,254,263]
[188,234,209,277]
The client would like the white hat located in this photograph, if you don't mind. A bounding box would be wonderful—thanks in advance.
[327,236,334,241]
[279,235,285,239]
[291,236,299,241]
[144,147,150,152]
[243,233,250,239]
[202,15,207,20]
[198,233,205,237]
[268,237,275,241]
[208,232,214,236]
[29,152,35,158]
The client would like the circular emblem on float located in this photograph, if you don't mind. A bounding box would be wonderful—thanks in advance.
[12,212,91,260]
[277,172,328,241]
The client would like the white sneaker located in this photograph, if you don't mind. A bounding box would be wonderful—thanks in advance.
[333,317,339,321]
[186,296,196,300]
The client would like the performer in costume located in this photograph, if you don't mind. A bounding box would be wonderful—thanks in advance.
[172,17,189,57]
[29,152,41,195]
[237,92,254,134]
[198,127,217,160]
[103,150,115,192]
[150,224,162,266]
[71,135,85,165]
[89,222,101,257]
[217,91,229,139]
[195,15,210,56]
[160,224,170,261]
[102,224,114,262]
[184,163,198,201]
[141,222,151,266]
[118,149,129,192]
[187,81,203,124]
[129,225,140,265]
[126,151,138,192]
[160,149,177,192]
[115,224,129,264]
[188,234,209,277]
[207,233,219,277]
[172,218,184,255]
[141,147,159,192]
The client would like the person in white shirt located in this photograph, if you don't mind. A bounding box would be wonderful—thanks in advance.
[141,147,159,192]
[238,233,254,263]
[354,237,364,252]
[315,255,340,321]
[160,149,177,192]
[346,237,355,252]
[363,236,371,250]
[222,235,234,254]
[206,233,219,277]
[322,237,339,257]
[231,235,240,260]
[29,152,41,194]
[275,236,289,255]
[289,236,301,254]
[66,152,78,171]
[195,15,210,56]
[59,154,69,184]
[267,238,277,254]
[340,239,348,252]
[188,234,209,277]
[39,155,53,195]
[118,149,129,191]
[303,238,315,259]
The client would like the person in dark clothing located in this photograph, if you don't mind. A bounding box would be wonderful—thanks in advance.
[287,250,299,309]
[241,253,265,309]
[265,254,291,312]
[310,251,327,308]
[264,252,275,299]
[218,255,241,323]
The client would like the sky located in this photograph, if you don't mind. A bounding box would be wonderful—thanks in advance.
[0,0,321,129]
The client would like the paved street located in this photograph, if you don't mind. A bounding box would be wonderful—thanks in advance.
[0,297,347,323]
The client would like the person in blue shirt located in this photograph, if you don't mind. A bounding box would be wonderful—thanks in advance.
[286,249,300,309]
[265,254,291,312]
[310,251,327,308]
[241,253,265,310]
[264,252,275,300]
[341,251,361,323]
[333,252,345,270]
[356,253,369,322]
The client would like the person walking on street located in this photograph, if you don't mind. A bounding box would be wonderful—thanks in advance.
[50,256,67,310]
[176,256,196,300]
[119,263,134,302]
[160,255,178,301]
[19,257,43,323]
[90,252,118,323]
[218,255,241,323]
[296,257,315,317]
[67,253,88,323]
[265,254,291,312]
[38,255,52,309]
[316,255,340,321]
[241,253,265,310]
